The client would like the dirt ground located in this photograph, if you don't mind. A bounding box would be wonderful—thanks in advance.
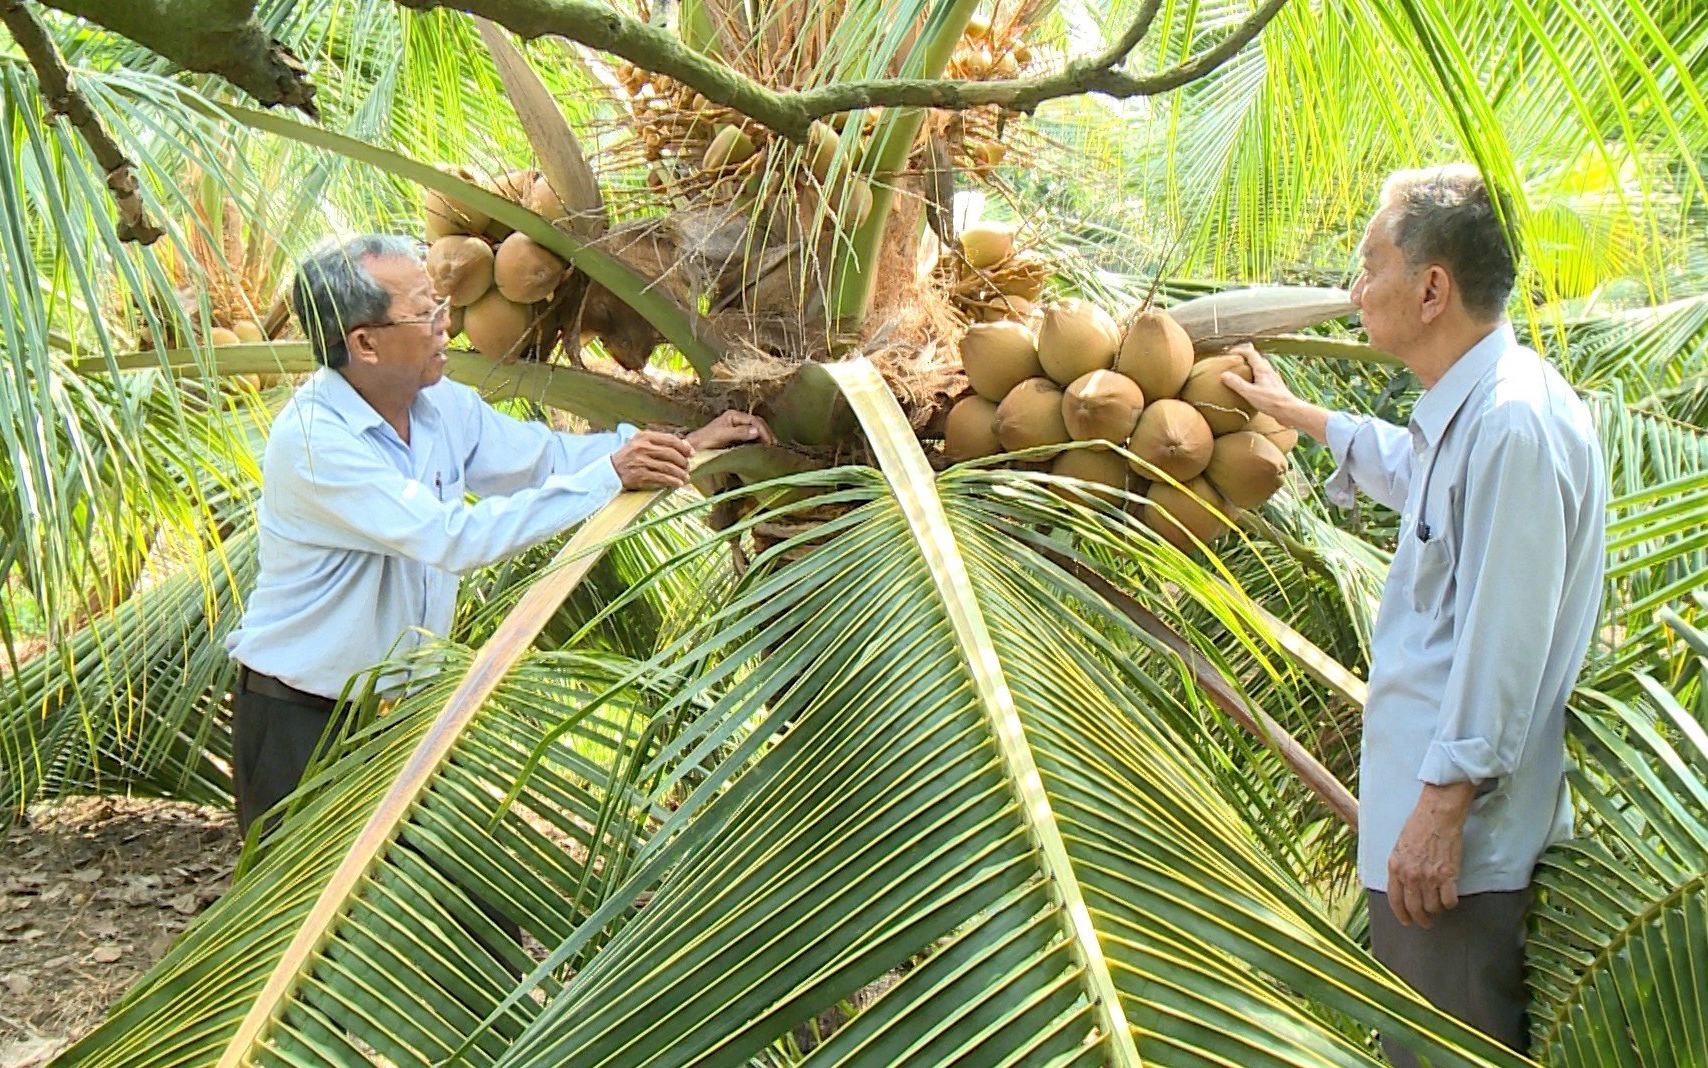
[0,797,238,1068]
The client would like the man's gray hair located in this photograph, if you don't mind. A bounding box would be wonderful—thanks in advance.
[1379,164,1518,320]
[290,234,422,369]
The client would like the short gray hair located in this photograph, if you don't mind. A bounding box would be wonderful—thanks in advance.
[290,234,422,369]
[1378,165,1518,320]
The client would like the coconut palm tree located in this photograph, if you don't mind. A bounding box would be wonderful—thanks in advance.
[3,0,1707,1064]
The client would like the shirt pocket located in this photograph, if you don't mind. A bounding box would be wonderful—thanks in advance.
[1407,519,1456,618]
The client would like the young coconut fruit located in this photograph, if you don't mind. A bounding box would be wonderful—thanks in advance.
[703,124,757,172]
[481,168,541,240]
[994,377,1070,451]
[1116,308,1193,402]
[959,220,1016,270]
[493,232,567,304]
[1180,354,1255,434]
[427,235,496,307]
[1062,369,1145,443]
[944,395,1003,460]
[1126,397,1213,482]
[960,320,1042,402]
[425,165,491,241]
[1245,412,1299,452]
[834,177,873,228]
[490,167,541,203]
[805,121,841,183]
[1143,477,1232,552]
[207,327,241,346]
[523,175,569,225]
[1050,446,1130,504]
[231,320,266,343]
[462,289,538,360]
[1205,430,1288,509]
[1037,299,1120,385]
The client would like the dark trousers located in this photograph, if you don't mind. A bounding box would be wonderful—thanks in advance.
[1368,889,1532,1067]
[230,667,348,836]
[230,666,522,964]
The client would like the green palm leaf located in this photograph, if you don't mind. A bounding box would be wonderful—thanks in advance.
[467,359,1523,1068]
[1530,618,1708,1066]
[55,487,680,1068]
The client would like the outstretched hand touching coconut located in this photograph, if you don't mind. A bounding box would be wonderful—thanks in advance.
[1219,342,1331,445]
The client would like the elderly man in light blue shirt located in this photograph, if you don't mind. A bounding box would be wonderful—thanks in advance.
[1225,166,1605,1063]
[225,234,772,838]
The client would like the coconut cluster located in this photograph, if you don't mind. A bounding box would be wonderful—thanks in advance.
[608,63,876,228]
[424,165,571,361]
[946,301,1299,552]
[941,11,1040,175]
[943,220,1051,324]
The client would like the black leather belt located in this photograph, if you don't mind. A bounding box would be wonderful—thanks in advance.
[237,667,338,713]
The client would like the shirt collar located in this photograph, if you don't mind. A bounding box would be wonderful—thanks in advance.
[307,366,387,436]
[1409,322,1514,446]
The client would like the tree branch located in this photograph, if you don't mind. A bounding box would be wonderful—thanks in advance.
[398,0,1289,138]
[1,0,162,242]
[37,0,318,117]
[785,0,1289,116]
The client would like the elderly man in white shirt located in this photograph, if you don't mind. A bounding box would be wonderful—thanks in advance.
[226,234,773,838]
[1223,166,1605,1064]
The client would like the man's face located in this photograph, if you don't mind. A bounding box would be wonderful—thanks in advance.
[1349,210,1425,357]
[351,254,449,391]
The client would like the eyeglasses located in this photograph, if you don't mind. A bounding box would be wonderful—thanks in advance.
[367,296,451,330]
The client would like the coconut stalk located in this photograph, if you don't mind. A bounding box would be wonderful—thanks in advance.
[826,0,982,330]
[74,342,708,430]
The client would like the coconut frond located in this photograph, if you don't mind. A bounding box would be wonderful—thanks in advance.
[53,360,1529,1068]
[0,521,253,815]
[1530,617,1708,1065]
[1027,0,1708,298]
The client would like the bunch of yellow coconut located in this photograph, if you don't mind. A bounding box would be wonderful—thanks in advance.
[946,299,1299,551]
[946,10,1033,81]
[942,10,1039,175]
[947,220,1051,323]
[423,165,574,361]
[609,61,875,227]
[201,319,268,347]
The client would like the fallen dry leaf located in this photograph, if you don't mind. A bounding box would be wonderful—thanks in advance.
[0,1036,69,1068]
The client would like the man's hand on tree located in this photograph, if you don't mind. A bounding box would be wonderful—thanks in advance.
[685,410,776,452]
[1386,781,1479,928]
[611,431,696,490]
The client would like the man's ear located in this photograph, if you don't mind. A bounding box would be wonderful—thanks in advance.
[344,325,380,366]
[1419,264,1452,325]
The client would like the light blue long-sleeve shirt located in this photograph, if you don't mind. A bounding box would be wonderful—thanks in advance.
[1325,323,1605,894]
[226,367,636,698]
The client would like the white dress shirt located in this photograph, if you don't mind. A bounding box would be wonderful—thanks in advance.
[226,367,635,697]
[1325,323,1606,893]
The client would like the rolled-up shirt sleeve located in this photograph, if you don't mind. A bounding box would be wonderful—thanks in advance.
[1324,411,1413,511]
[1418,425,1568,785]
[269,425,623,576]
